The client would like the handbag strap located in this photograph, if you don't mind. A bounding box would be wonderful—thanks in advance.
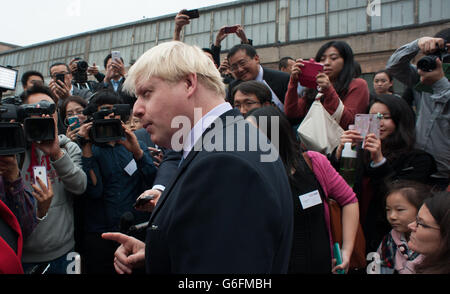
[315,92,344,124]
[330,99,344,123]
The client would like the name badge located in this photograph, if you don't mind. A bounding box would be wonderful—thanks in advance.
[298,190,322,210]
[124,159,137,176]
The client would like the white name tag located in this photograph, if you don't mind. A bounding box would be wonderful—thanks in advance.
[298,190,322,210]
[124,159,137,176]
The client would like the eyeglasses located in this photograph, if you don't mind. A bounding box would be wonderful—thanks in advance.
[51,72,70,79]
[230,58,251,72]
[234,100,261,109]
[376,112,392,120]
[414,216,440,230]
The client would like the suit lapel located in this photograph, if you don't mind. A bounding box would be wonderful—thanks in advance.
[149,108,241,222]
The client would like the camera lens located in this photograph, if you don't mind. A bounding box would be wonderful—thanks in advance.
[417,55,437,72]
[77,61,88,72]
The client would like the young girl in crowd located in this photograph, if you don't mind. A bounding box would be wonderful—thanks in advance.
[408,191,450,274]
[332,94,437,253]
[372,70,398,96]
[376,180,431,274]
[284,40,369,129]
[246,106,359,274]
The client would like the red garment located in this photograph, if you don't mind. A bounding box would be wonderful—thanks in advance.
[0,200,24,274]
[284,76,369,129]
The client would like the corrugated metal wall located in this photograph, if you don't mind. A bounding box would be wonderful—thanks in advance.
[1,0,449,93]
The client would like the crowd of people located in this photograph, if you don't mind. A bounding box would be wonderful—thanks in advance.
[0,10,449,275]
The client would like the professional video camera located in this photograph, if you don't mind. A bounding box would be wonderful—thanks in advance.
[17,100,56,142]
[72,57,89,85]
[417,40,450,72]
[83,103,130,144]
[0,104,26,155]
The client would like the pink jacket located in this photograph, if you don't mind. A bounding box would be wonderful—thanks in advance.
[306,151,358,255]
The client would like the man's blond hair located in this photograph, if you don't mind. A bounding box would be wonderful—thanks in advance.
[123,41,225,97]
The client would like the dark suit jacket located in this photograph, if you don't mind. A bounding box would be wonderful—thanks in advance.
[145,108,293,273]
[134,128,181,189]
[226,67,291,104]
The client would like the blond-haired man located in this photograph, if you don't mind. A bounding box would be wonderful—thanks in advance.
[103,41,293,274]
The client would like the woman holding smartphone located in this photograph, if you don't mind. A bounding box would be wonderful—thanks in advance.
[284,41,369,130]
[331,94,437,254]
[59,96,88,143]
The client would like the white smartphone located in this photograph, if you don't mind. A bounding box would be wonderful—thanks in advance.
[33,166,48,189]
[111,50,121,61]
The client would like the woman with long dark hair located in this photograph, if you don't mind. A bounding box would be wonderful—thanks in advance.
[332,94,437,253]
[284,41,369,129]
[246,106,359,274]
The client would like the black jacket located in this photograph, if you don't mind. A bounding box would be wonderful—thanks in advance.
[145,109,294,273]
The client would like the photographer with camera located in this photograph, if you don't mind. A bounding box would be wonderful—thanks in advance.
[76,90,157,273]
[68,58,104,92]
[18,84,87,274]
[385,28,450,190]
[96,53,136,109]
[49,62,93,102]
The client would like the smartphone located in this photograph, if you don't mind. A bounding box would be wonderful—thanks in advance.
[298,59,324,89]
[111,50,121,62]
[134,194,156,208]
[224,25,238,34]
[33,166,48,189]
[333,243,345,274]
[183,9,200,19]
[55,73,65,84]
[68,116,81,130]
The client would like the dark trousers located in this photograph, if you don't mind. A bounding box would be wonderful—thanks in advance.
[82,232,118,274]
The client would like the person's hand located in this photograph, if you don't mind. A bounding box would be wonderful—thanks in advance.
[134,189,162,212]
[31,176,54,219]
[49,79,70,100]
[331,249,350,274]
[291,59,305,81]
[68,58,78,74]
[316,72,332,91]
[336,130,363,160]
[215,26,228,47]
[175,10,190,32]
[117,122,143,160]
[77,121,93,140]
[418,56,446,85]
[101,233,146,274]
[34,116,64,161]
[87,63,99,76]
[418,37,446,55]
[0,155,20,183]
[364,133,384,164]
[148,147,163,167]
[66,122,80,142]
[235,25,249,44]
[111,58,126,78]
[218,59,231,75]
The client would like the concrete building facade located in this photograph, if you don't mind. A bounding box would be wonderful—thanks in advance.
[0,0,449,95]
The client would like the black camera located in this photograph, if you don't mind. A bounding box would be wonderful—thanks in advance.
[83,104,130,144]
[417,41,450,72]
[73,57,89,84]
[18,100,56,142]
[1,95,22,106]
[0,104,26,155]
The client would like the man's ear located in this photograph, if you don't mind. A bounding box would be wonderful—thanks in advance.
[185,73,198,98]
[254,54,260,64]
